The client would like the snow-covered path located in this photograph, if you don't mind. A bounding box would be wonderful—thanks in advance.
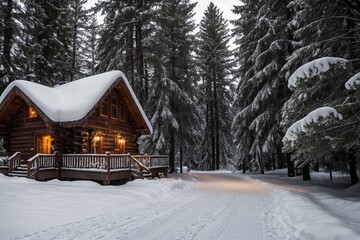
[15,174,301,240]
[1,172,359,240]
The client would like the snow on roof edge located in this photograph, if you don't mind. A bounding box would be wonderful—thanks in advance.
[120,72,153,134]
[0,71,153,135]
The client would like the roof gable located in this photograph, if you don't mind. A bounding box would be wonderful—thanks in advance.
[0,71,152,134]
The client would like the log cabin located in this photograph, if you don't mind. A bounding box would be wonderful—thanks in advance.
[0,71,152,159]
[0,71,168,184]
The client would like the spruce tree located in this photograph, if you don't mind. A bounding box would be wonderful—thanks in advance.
[22,0,73,85]
[97,0,160,104]
[281,0,360,181]
[198,2,234,170]
[69,0,91,80]
[144,0,200,173]
[232,0,291,173]
[0,0,23,90]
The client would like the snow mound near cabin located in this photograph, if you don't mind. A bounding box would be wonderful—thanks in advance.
[0,175,192,239]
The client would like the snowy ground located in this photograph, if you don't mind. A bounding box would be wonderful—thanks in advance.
[0,170,359,240]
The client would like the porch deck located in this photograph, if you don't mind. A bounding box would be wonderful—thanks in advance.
[0,152,169,185]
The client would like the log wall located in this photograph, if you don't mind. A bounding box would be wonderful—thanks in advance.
[6,102,50,159]
[81,88,142,154]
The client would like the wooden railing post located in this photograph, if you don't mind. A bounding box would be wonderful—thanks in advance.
[55,151,62,178]
[106,153,110,173]
[139,162,143,179]
[9,160,13,173]
[27,160,31,178]
[128,154,132,180]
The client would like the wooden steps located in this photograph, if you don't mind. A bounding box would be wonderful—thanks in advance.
[8,164,27,178]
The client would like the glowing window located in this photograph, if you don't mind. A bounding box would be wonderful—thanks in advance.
[115,136,126,153]
[28,106,38,119]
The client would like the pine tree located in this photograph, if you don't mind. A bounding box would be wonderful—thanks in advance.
[0,0,23,90]
[22,0,73,85]
[97,0,160,104]
[198,3,234,170]
[232,0,291,173]
[69,0,91,80]
[281,0,360,181]
[83,16,99,75]
[144,0,200,173]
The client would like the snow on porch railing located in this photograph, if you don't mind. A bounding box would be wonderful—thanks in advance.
[27,152,59,178]
[7,152,21,173]
[132,155,169,168]
[61,153,130,172]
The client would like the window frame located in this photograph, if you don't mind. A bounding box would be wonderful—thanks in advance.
[100,97,109,117]
[25,105,40,123]
[110,96,119,119]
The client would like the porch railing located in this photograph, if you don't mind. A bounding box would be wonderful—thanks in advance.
[62,153,130,172]
[27,152,58,178]
[5,152,169,179]
[8,152,21,173]
[132,155,169,168]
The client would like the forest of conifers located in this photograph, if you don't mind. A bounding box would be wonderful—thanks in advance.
[0,0,359,184]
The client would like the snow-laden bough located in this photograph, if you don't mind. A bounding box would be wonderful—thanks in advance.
[345,72,360,90]
[283,107,343,143]
[288,57,348,90]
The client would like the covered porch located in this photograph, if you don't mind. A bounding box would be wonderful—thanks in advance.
[0,152,169,185]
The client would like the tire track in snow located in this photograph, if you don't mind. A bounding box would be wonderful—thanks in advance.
[19,174,303,240]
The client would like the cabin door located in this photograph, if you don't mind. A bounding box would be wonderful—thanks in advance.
[36,135,52,154]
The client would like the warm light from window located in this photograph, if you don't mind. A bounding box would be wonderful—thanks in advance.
[117,138,125,144]
[115,135,126,153]
[28,107,38,118]
[94,135,101,142]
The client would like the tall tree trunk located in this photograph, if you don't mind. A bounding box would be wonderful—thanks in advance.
[257,153,264,174]
[210,105,215,171]
[127,24,135,86]
[348,152,359,185]
[285,153,295,177]
[272,153,276,170]
[313,162,319,172]
[213,76,220,170]
[302,164,311,181]
[3,0,13,82]
[329,163,333,181]
[135,2,145,105]
[71,0,79,81]
[169,129,175,173]
[179,127,183,174]
[242,156,247,173]
[277,146,283,169]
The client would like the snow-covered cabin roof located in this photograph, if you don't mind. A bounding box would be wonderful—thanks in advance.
[0,70,152,134]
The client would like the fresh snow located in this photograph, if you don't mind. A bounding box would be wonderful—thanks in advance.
[1,171,359,240]
[288,57,348,89]
[345,72,360,90]
[283,107,343,143]
[0,71,153,133]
